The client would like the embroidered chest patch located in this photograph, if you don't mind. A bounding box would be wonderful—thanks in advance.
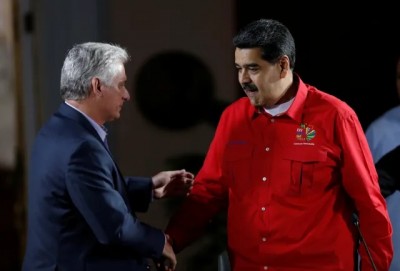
[296,123,316,142]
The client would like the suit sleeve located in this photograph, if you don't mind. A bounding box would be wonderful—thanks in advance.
[66,141,164,258]
[125,176,153,212]
[336,110,393,271]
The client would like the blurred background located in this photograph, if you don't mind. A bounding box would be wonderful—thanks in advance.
[0,1,399,270]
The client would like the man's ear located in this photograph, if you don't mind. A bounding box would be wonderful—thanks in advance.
[91,77,102,96]
[279,56,290,78]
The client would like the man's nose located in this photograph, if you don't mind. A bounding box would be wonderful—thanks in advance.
[123,88,130,101]
[238,70,250,84]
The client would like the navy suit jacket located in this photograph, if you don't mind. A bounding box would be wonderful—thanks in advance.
[22,103,164,271]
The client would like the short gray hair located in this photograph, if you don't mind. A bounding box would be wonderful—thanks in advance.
[60,42,129,100]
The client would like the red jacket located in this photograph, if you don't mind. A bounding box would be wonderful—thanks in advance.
[167,76,393,271]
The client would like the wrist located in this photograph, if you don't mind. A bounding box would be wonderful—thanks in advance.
[165,233,174,248]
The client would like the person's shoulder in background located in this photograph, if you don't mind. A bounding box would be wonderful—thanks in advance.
[365,105,400,162]
[376,145,400,198]
[367,105,400,133]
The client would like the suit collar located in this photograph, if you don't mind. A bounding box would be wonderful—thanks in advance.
[56,103,102,142]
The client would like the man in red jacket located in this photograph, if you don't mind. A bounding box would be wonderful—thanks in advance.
[165,19,393,271]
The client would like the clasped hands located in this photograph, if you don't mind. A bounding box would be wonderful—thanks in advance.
[151,169,194,270]
[152,169,194,199]
[155,234,176,271]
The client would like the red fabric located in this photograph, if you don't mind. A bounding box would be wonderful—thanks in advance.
[166,76,393,271]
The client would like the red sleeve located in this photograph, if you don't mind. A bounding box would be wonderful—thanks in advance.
[165,110,230,252]
[336,109,393,270]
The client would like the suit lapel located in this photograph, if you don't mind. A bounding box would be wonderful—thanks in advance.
[56,103,131,208]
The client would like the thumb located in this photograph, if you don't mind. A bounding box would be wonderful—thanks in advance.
[170,169,186,176]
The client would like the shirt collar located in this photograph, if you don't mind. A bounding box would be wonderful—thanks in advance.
[64,101,107,141]
[248,73,308,123]
[285,73,308,123]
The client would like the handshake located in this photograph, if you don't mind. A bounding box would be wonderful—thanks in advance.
[150,169,194,270]
[154,234,176,271]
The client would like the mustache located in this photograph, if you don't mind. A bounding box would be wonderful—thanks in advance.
[242,83,258,92]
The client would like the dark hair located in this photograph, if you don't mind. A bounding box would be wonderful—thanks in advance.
[233,19,296,70]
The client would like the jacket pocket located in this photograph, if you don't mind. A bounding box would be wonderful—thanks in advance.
[282,148,327,196]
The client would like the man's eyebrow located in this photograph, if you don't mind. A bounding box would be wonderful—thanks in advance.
[236,63,259,68]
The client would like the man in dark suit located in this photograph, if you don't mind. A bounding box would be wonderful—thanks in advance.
[22,42,194,271]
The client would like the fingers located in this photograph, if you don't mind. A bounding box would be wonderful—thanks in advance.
[185,177,194,185]
[163,258,176,271]
[169,169,187,176]
[168,169,195,179]
[181,169,195,179]
[185,171,195,179]
[155,259,173,271]
[185,180,194,195]
[155,259,175,271]
[161,243,177,271]
[153,169,195,199]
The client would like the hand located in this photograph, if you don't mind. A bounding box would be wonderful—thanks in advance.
[155,234,176,271]
[152,169,194,199]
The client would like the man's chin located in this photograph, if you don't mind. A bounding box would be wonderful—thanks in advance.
[109,113,121,122]
[248,98,261,107]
